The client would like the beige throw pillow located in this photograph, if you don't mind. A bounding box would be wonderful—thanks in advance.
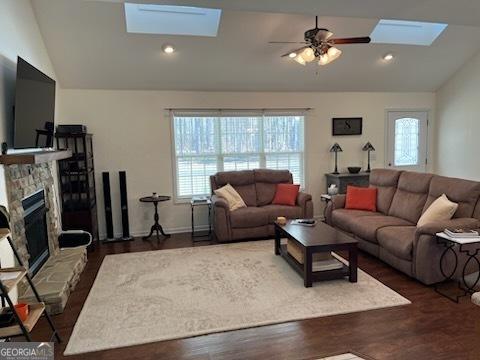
[214,184,247,211]
[417,194,458,227]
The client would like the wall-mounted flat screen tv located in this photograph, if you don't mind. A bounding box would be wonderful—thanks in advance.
[14,57,56,149]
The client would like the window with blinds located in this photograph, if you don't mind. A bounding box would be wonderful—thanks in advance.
[172,111,305,199]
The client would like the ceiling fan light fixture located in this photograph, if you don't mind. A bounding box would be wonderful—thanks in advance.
[318,53,331,66]
[301,47,316,62]
[288,52,297,58]
[327,46,342,61]
[294,54,307,65]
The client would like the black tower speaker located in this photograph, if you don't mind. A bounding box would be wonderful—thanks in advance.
[119,171,133,240]
[102,172,114,240]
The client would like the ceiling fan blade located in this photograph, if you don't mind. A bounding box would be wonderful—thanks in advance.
[269,41,308,44]
[330,37,371,44]
[280,46,308,58]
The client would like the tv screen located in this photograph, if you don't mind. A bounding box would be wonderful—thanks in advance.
[14,57,56,149]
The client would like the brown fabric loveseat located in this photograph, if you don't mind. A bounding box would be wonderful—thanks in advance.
[325,169,480,285]
[210,169,313,242]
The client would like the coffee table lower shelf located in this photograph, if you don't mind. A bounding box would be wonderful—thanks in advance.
[279,244,349,283]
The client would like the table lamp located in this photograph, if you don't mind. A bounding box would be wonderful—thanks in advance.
[329,143,343,174]
[362,142,375,173]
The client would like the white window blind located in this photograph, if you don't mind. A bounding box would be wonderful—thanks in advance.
[172,111,305,199]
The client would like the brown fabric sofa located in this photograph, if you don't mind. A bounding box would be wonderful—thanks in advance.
[210,169,313,242]
[325,169,480,285]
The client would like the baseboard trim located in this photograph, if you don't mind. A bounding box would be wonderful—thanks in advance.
[100,218,324,241]
[99,225,210,241]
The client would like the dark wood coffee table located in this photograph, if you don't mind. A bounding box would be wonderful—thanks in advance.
[274,220,358,287]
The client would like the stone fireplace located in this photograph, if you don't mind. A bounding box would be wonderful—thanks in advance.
[3,162,87,314]
[22,189,50,277]
[4,163,61,275]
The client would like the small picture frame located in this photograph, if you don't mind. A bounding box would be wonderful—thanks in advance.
[332,117,363,136]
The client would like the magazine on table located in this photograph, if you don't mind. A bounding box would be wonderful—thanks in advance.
[444,229,480,238]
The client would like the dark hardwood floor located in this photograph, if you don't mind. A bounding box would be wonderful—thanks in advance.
[29,234,480,360]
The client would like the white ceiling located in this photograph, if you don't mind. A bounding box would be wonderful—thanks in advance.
[31,0,480,92]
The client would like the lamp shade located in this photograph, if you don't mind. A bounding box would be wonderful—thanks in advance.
[329,143,343,152]
[294,54,307,65]
[362,142,375,151]
[301,47,316,62]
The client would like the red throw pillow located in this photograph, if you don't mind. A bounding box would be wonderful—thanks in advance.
[272,184,300,206]
[345,186,377,212]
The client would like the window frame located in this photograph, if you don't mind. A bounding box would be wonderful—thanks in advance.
[170,110,306,203]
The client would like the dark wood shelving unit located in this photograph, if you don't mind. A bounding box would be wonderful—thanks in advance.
[56,133,98,249]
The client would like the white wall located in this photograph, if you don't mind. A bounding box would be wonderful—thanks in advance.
[58,90,435,238]
[0,0,57,297]
[436,50,480,180]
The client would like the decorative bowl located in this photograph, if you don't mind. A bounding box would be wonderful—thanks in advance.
[348,166,362,174]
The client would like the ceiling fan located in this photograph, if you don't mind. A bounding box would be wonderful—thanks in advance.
[270,16,371,66]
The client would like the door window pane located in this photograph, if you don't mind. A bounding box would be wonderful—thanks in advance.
[394,117,419,166]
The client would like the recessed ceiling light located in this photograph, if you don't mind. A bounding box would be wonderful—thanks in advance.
[383,53,394,61]
[162,44,175,54]
[288,52,297,58]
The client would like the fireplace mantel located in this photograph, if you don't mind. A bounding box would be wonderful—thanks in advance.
[0,150,72,165]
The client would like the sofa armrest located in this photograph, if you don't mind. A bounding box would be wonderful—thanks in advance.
[324,194,346,225]
[296,191,312,208]
[413,218,480,285]
[331,194,346,209]
[297,191,313,218]
[211,195,231,242]
[211,195,230,211]
[415,218,480,237]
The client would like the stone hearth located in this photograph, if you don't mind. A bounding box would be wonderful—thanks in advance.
[4,162,87,314]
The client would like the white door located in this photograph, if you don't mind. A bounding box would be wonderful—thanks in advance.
[386,111,428,172]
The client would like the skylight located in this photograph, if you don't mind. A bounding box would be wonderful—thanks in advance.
[370,19,448,46]
[124,3,221,37]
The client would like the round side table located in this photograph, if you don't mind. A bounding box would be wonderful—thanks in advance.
[140,195,171,240]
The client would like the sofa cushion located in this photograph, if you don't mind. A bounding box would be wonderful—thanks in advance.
[261,204,303,224]
[254,169,293,206]
[388,171,433,223]
[369,169,402,214]
[331,208,383,233]
[254,169,292,183]
[272,184,300,206]
[214,184,247,211]
[256,183,277,206]
[345,186,377,212]
[211,170,257,206]
[424,175,480,219]
[417,194,458,227]
[214,170,254,187]
[348,215,414,243]
[230,207,268,228]
[377,226,416,260]
[232,184,257,207]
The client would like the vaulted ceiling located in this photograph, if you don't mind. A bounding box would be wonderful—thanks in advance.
[31,0,480,91]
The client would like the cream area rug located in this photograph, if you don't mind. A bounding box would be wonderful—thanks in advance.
[64,240,410,355]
